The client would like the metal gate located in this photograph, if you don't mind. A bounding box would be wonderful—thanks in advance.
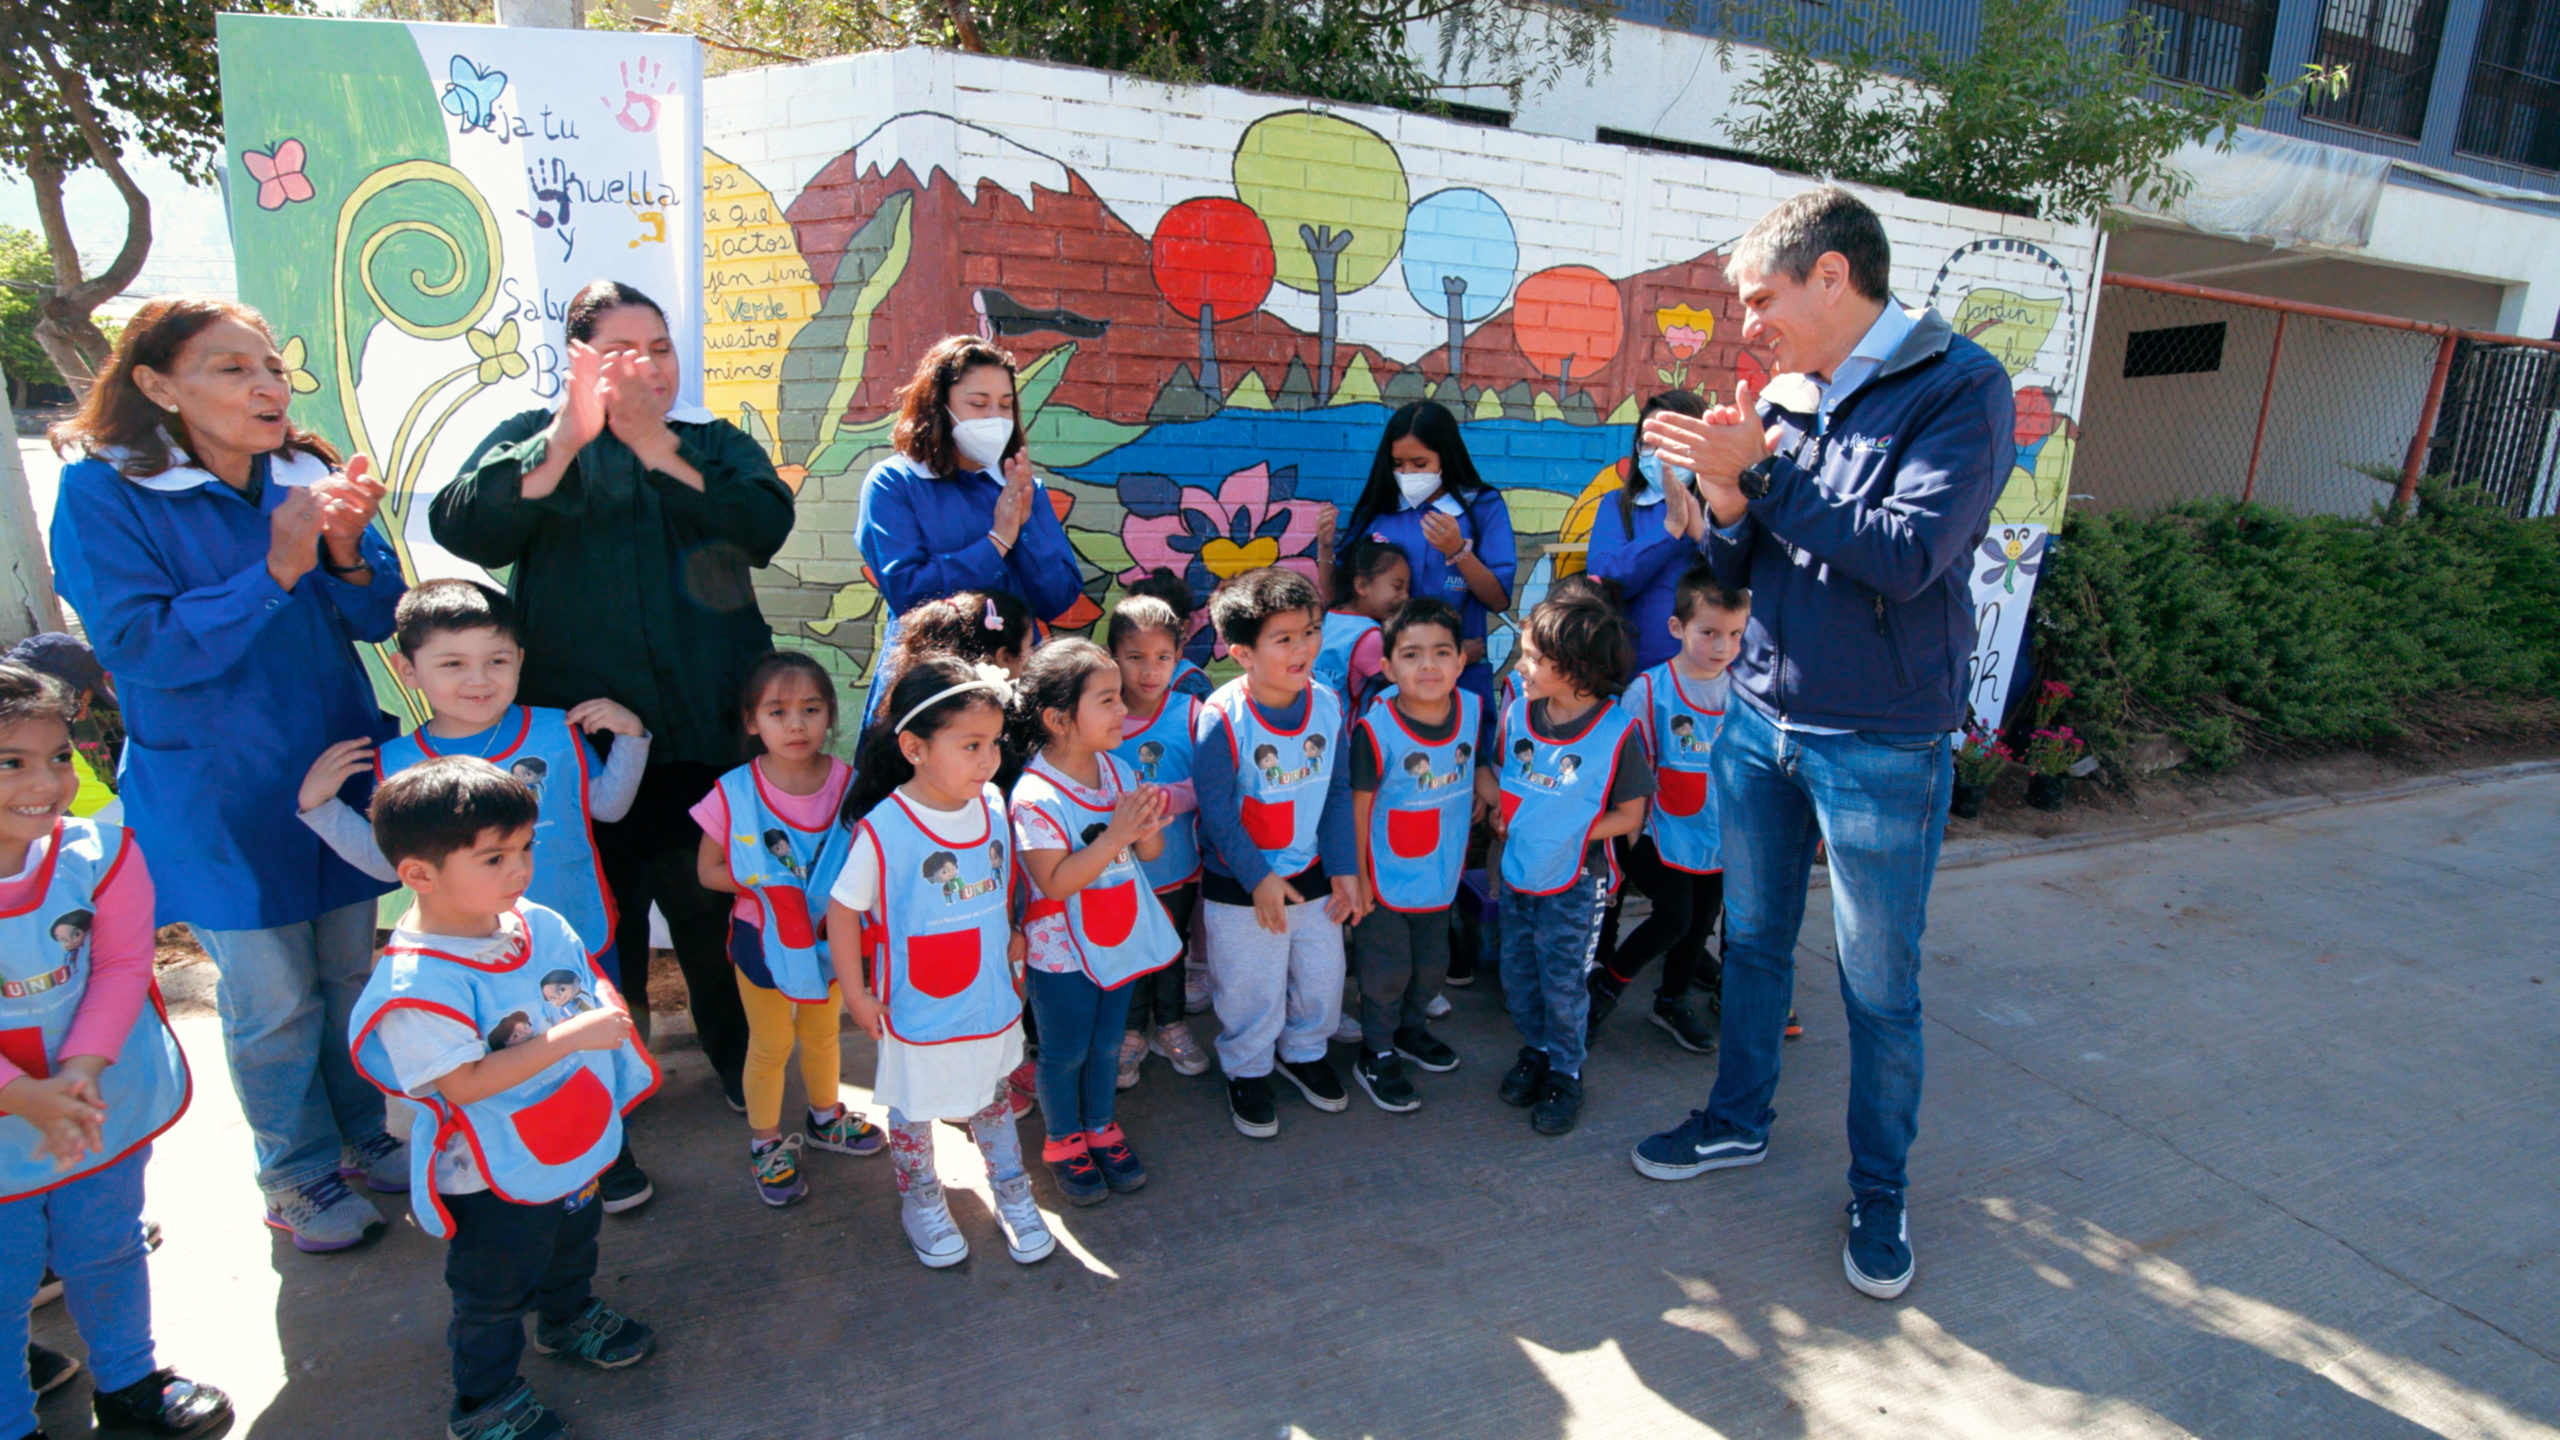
[2425,341,2560,517]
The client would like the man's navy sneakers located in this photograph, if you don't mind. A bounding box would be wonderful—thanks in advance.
[1630,1109,1768,1180]
[1843,1193,1914,1299]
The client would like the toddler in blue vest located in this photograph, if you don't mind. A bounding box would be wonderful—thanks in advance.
[693,651,886,1210]
[0,665,230,1440]
[348,758,659,1440]
[1343,597,1483,1113]
[1191,568,1365,1139]
[1312,534,1409,712]
[1104,591,1209,1083]
[1481,595,1652,1137]
[1589,566,1748,1052]
[823,655,1053,1270]
[1122,568,1217,704]
[1009,639,1178,1205]
[300,578,658,1215]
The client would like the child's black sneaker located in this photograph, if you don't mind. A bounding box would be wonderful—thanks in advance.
[531,1299,654,1370]
[1391,1026,1459,1073]
[90,1368,231,1439]
[1355,1051,1420,1112]
[447,1378,561,1440]
[1584,975,1621,1036]
[598,1146,653,1215]
[28,1342,78,1397]
[719,1069,747,1114]
[1531,1073,1584,1136]
[1043,1135,1108,1205]
[1497,1047,1550,1107]
[1227,1076,1279,1138]
[1276,1057,1348,1113]
[1649,997,1716,1054]
[1086,1123,1148,1193]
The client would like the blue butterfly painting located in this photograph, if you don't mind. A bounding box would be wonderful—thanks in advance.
[1977,526,2048,595]
[440,56,509,133]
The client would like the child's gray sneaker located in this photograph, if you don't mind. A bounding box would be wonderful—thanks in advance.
[339,1132,411,1194]
[262,1174,384,1253]
[991,1174,1056,1264]
[531,1298,655,1369]
[901,1181,969,1268]
[447,1377,564,1440]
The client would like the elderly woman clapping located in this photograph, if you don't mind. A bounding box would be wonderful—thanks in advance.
[49,297,410,1253]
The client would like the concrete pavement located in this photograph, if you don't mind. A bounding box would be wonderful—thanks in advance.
[29,772,2560,1438]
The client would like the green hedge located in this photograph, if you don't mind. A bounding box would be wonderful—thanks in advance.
[2033,485,2560,770]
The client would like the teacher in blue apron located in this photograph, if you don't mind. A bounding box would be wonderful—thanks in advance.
[1585,390,1713,673]
[47,297,408,1253]
[1340,401,1516,707]
[855,336,1085,725]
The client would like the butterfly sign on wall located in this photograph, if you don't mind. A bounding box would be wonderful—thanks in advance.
[1977,526,2048,595]
[243,140,314,210]
[440,56,509,133]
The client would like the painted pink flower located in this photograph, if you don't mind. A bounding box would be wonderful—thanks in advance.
[244,139,314,210]
[1119,461,1327,657]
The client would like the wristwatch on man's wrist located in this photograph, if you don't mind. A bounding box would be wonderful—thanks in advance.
[1737,456,1780,502]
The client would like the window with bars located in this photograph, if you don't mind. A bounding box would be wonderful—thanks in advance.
[2458,0,2560,168]
[2130,0,2280,91]
[2304,0,2450,138]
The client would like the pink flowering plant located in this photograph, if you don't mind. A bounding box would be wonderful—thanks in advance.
[2032,679,2075,728]
[2022,725,2086,778]
[1955,721,2015,787]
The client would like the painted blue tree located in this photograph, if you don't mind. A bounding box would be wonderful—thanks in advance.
[1400,188,1517,388]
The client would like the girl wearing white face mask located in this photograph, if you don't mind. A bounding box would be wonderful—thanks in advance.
[1587,389,1714,674]
[855,336,1083,727]
[1338,401,1516,711]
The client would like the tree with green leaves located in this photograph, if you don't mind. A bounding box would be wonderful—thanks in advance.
[0,0,303,392]
[1719,0,2345,223]
[0,225,61,407]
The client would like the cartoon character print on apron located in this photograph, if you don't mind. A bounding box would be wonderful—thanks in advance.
[1113,691,1200,890]
[1495,692,1637,896]
[1208,678,1341,875]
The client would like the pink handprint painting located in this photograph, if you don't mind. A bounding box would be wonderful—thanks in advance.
[603,57,676,133]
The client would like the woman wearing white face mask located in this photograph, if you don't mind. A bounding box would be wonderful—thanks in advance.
[855,336,1082,724]
[1587,389,1714,673]
[1339,400,1516,708]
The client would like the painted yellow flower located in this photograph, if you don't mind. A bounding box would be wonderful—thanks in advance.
[1654,303,1716,359]
[277,335,320,395]
[466,320,530,385]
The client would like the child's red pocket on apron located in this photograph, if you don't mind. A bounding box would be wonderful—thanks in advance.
[1078,881,1139,948]
[1240,795,1295,849]
[764,885,817,948]
[510,1065,612,1167]
[1387,807,1441,860]
[1655,767,1708,819]
[1499,791,1523,828]
[0,1027,50,1081]
[906,929,981,999]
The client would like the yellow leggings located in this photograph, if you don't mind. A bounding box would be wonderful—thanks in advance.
[735,971,843,1133]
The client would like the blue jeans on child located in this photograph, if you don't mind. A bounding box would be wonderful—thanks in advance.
[1025,967,1134,1140]
[1497,871,1610,1078]
[442,1185,604,1414]
[1706,697,1948,1201]
[191,900,388,1193]
[2,1149,157,1438]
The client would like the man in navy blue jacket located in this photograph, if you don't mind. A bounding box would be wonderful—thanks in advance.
[1627,187,2013,1302]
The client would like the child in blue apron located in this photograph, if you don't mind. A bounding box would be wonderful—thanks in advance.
[825,656,1053,1270]
[694,651,886,1210]
[1343,598,1482,1114]
[346,757,659,1440]
[1589,568,1747,1054]
[298,578,660,1217]
[0,666,230,1440]
[1482,596,1650,1138]
[1123,568,1216,702]
[1312,534,1409,713]
[1106,591,1211,1081]
[1007,640,1178,1205]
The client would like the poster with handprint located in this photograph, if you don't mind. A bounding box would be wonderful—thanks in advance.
[216,15,704,688]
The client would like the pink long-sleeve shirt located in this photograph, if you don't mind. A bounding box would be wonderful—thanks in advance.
[0,830,157,1088]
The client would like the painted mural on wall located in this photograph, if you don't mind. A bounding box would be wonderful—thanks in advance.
[708,106,2086,712]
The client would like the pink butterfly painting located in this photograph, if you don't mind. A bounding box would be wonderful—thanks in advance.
[244,140,314,210]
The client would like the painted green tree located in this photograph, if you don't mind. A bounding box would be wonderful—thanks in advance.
[1232,111,1408,402]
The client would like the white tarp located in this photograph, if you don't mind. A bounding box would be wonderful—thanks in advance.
[2149,126,2390,250]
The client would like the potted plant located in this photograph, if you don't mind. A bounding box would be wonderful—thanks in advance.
[2022,725,2085,810]
[1951,721,2010,818]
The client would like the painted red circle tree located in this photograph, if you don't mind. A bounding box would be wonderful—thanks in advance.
[1513,265,1624,399]
[1152,197,1277,400]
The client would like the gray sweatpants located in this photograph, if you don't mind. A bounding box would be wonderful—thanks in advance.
[1202,897,1346,1077]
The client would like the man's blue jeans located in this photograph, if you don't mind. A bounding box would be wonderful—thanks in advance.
[192,900,388,1193]
[1707,698,1948,1201]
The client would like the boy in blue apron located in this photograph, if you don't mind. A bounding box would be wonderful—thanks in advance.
[1590,569,1747,1053]
[1191,569,1364,1140]
[298,579,660,1216]
[1344,599,1484,1113]
[0,666,230,1440]
[349,758,659,1440]
[1480,596,1651,1137]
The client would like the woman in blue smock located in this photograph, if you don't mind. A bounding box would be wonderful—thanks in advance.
[1340,401,1516,706]
[47,298,408,1252]
[1585,390,1713,673]
[856,336,1085,723]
